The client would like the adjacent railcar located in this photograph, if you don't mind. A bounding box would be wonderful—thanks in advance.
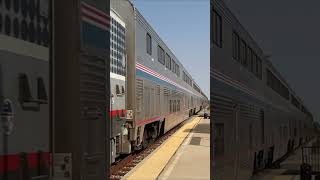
[110,9,127,163]
[211,1,314,180]
[0,0,50,179]
[110,0,208,163]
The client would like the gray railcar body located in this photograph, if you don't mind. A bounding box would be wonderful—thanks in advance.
[211,1,314,180]
[111,0,208,163]
[0,0,50,178]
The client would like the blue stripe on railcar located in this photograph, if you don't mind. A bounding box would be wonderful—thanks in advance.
[136,69,177,91]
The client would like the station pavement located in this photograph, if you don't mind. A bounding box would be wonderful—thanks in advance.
[251,139,318,180]
[123,116,210,180]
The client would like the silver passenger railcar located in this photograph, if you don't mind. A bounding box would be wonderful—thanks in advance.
[110,0,209,163]
[0,0,50,179]
[211,1,314,179]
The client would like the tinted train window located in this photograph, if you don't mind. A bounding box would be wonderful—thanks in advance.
[29,0,35,20]
[4,15,10,36]
[36,0,40,22]
[171,60,176,73]
[252,53,257,74]
[248,48,253,71]
[157,45,165,65]
[19,74,33,102]
[21,0,28,17]
[165,53,171,69]
[37,24,42,45]
[240,40,247,67]
[13,0,19,13]
[232,32,240,61]
[37,77,47,101]
[116,85,120,95]
[146,33,152,55]
[21,20,28,40]
[29,22,35,42]
[42,26,49,47]
[5,0,10,10]
[212,9,222,47]
[175,64,180,77]
[121,86,125,94]
[13,18,19,38]
[0,13,2,33]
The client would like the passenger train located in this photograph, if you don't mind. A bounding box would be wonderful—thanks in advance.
[0,0,208,179]
[211,1,315,180]
[0,0,50,179]
[110,0,209,163]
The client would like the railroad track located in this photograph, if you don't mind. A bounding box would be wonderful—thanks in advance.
[109,115,199,180]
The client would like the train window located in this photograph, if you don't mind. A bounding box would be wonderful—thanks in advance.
[21,20,28,40]
[240,40,247,67]
[165,53,171,69]
[146,33,152,55]
[19,74,33,102]
[13,0,19,13]
[32,5,38,21]
[232,32,240,61]
[4,15,11,36]
[252,53,257,74]
[43,27,49,47]
[172,60,176,73]
[29,0,35,20]
[29,22,35,42]
[121,86,125,94]
[175,64,180,77]
[246,46,251,68]
[36,24,41,44]
[116,85,120,95]
[5,0,10,10]
[37,77,47,101]
[173,100,176,112]
[255,55,259,76]
[157,45,165,65]
[169,100,172,113]
[0,13,2,33]
[13,18,19,38]
[212,9,222,47]
[21,0,28,18]
[167,57,172,70]
[258,58,262,79]
[248,48,253,70]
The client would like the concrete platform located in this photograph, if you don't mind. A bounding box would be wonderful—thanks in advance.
[123,116,210,180]
[158,118,210,180]
[251,139,317,180]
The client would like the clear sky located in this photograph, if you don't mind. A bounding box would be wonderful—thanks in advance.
[224,0,320,122]
[131,0,210,98]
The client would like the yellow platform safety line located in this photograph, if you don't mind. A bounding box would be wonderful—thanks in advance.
[125,117,203,180]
